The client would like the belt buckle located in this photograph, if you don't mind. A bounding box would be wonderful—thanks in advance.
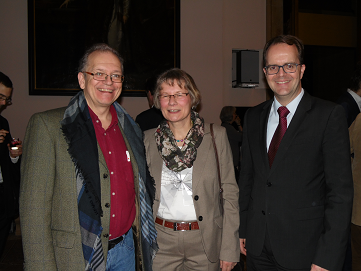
[174,222,190,231]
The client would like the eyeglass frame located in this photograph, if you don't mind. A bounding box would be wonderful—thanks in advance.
[0,94,12,105]
[263,63,303,75]
[82,71,125,83]
[158,93,190,101]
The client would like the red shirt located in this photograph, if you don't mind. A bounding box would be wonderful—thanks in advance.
[89,105,135,240]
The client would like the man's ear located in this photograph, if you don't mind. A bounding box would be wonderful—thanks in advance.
[78,72,85,89]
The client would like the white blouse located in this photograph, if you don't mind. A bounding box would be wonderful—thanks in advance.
[157,161,197,221]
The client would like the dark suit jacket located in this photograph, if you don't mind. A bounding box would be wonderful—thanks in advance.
[337,91,360,127]
[239,92,353,270]
[135,107,164,132]
[0,115,20,218]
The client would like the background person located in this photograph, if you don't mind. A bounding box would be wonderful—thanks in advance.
[135,76,164,131]
[220,106,243,181]
[337,64,361,127]
[144,68,239,271]
[0,72,22,259]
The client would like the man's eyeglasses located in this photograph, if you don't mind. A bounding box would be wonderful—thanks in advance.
[158,93,189,101]
[0,94,12,105]
[83,71,124,83]
[264,63,302,75]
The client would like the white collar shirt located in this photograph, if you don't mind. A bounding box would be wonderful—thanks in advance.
[266,89,304,151]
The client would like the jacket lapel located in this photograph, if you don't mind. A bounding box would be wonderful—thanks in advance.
[260,101,272,174]
[269,92,312,175]
[192,123,212,191]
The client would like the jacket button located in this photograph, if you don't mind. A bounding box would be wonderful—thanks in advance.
[262,210,265,215]
[103,233,109,238]
[198,216,203,221]
[194,195,199,201]
[103,174,108,178]
[267,182,272,187]
[105,203,110,208]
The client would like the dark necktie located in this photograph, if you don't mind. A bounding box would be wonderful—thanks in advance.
[268,106,290,168]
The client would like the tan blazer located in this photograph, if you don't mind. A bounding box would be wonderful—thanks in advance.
[144,123,240,263]
[350,113,361,226]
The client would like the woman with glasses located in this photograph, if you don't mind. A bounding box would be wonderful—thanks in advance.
[144,68,239,270]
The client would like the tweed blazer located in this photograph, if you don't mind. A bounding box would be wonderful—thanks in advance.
[349,113,361,226]
[144,123,240,263]
[20,107,143,270]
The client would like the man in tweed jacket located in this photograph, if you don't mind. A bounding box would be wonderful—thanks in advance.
[20,44,157,271]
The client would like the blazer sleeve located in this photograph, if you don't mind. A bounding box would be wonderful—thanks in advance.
[20,113,57,271]
[313,105,353,269]
[216,126,240,262]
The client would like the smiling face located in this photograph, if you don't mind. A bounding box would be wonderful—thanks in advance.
[263,43,305,106]
[78,51,123,112]
[159,82,192,126]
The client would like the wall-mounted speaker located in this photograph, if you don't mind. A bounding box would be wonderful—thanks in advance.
[232,50,259,88]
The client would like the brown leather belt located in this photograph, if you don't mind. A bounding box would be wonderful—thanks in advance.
[155,217,199,231]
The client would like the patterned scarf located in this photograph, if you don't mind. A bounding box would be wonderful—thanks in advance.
[155,111,204,172]
[61,91,157,271]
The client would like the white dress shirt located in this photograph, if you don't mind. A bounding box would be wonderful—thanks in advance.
[267,89,304,151]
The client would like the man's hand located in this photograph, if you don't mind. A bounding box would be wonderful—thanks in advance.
[220,260,237,271]
[240,238,247,256]
[0,129,9,143]
[8,140,22,158]
[311,264,328,271]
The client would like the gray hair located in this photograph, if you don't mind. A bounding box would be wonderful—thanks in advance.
[78,43,124,73]
[220,106,236,123]
[153,68,201,109]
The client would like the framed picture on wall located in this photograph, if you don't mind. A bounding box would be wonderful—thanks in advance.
[28,0,180,96]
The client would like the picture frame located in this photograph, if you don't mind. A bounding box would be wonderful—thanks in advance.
[28,0,180,97]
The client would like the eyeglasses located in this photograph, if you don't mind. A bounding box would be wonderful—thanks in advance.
[158,93,189,101]
[0,94,12,105]
[264,63,302,75]
[83,71,124,83]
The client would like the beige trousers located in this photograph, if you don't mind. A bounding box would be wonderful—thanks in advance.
[153,223,220,271]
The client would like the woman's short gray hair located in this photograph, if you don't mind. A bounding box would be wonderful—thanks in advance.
[153,68,201,109]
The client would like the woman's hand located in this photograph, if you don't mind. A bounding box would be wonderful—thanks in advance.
[220,260,237,270]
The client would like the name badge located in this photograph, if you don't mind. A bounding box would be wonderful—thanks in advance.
[126,151,130,162]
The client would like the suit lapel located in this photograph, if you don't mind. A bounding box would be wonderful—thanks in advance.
[192,123,212,191]
[260,101,272,174]
[269,92,312,175]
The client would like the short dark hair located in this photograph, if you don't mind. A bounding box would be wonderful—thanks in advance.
[263,35,304,67]
[0,72,13,89]
[349,64,361,92]
[220,106,236,123]
[145,76,158,96]
[78,43,124,73]
[153,68,201,109]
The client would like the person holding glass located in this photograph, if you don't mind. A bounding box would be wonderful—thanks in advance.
[144,68,239,271]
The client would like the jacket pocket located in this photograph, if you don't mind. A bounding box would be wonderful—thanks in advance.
[214,215,223,229]
[296,205,324,221]
[52,229,76,248]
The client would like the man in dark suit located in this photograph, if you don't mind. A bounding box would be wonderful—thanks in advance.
[239,35,353,271]
[135,76,164,131]
[0,72,22,258]
[337,64,361,127]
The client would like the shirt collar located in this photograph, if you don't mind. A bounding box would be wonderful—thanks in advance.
[272,88,304,116]
[347,89,361,111]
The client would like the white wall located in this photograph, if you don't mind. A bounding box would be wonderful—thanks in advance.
[0,0,267,139]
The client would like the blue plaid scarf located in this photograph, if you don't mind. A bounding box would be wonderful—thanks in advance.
[61,91,157,271]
